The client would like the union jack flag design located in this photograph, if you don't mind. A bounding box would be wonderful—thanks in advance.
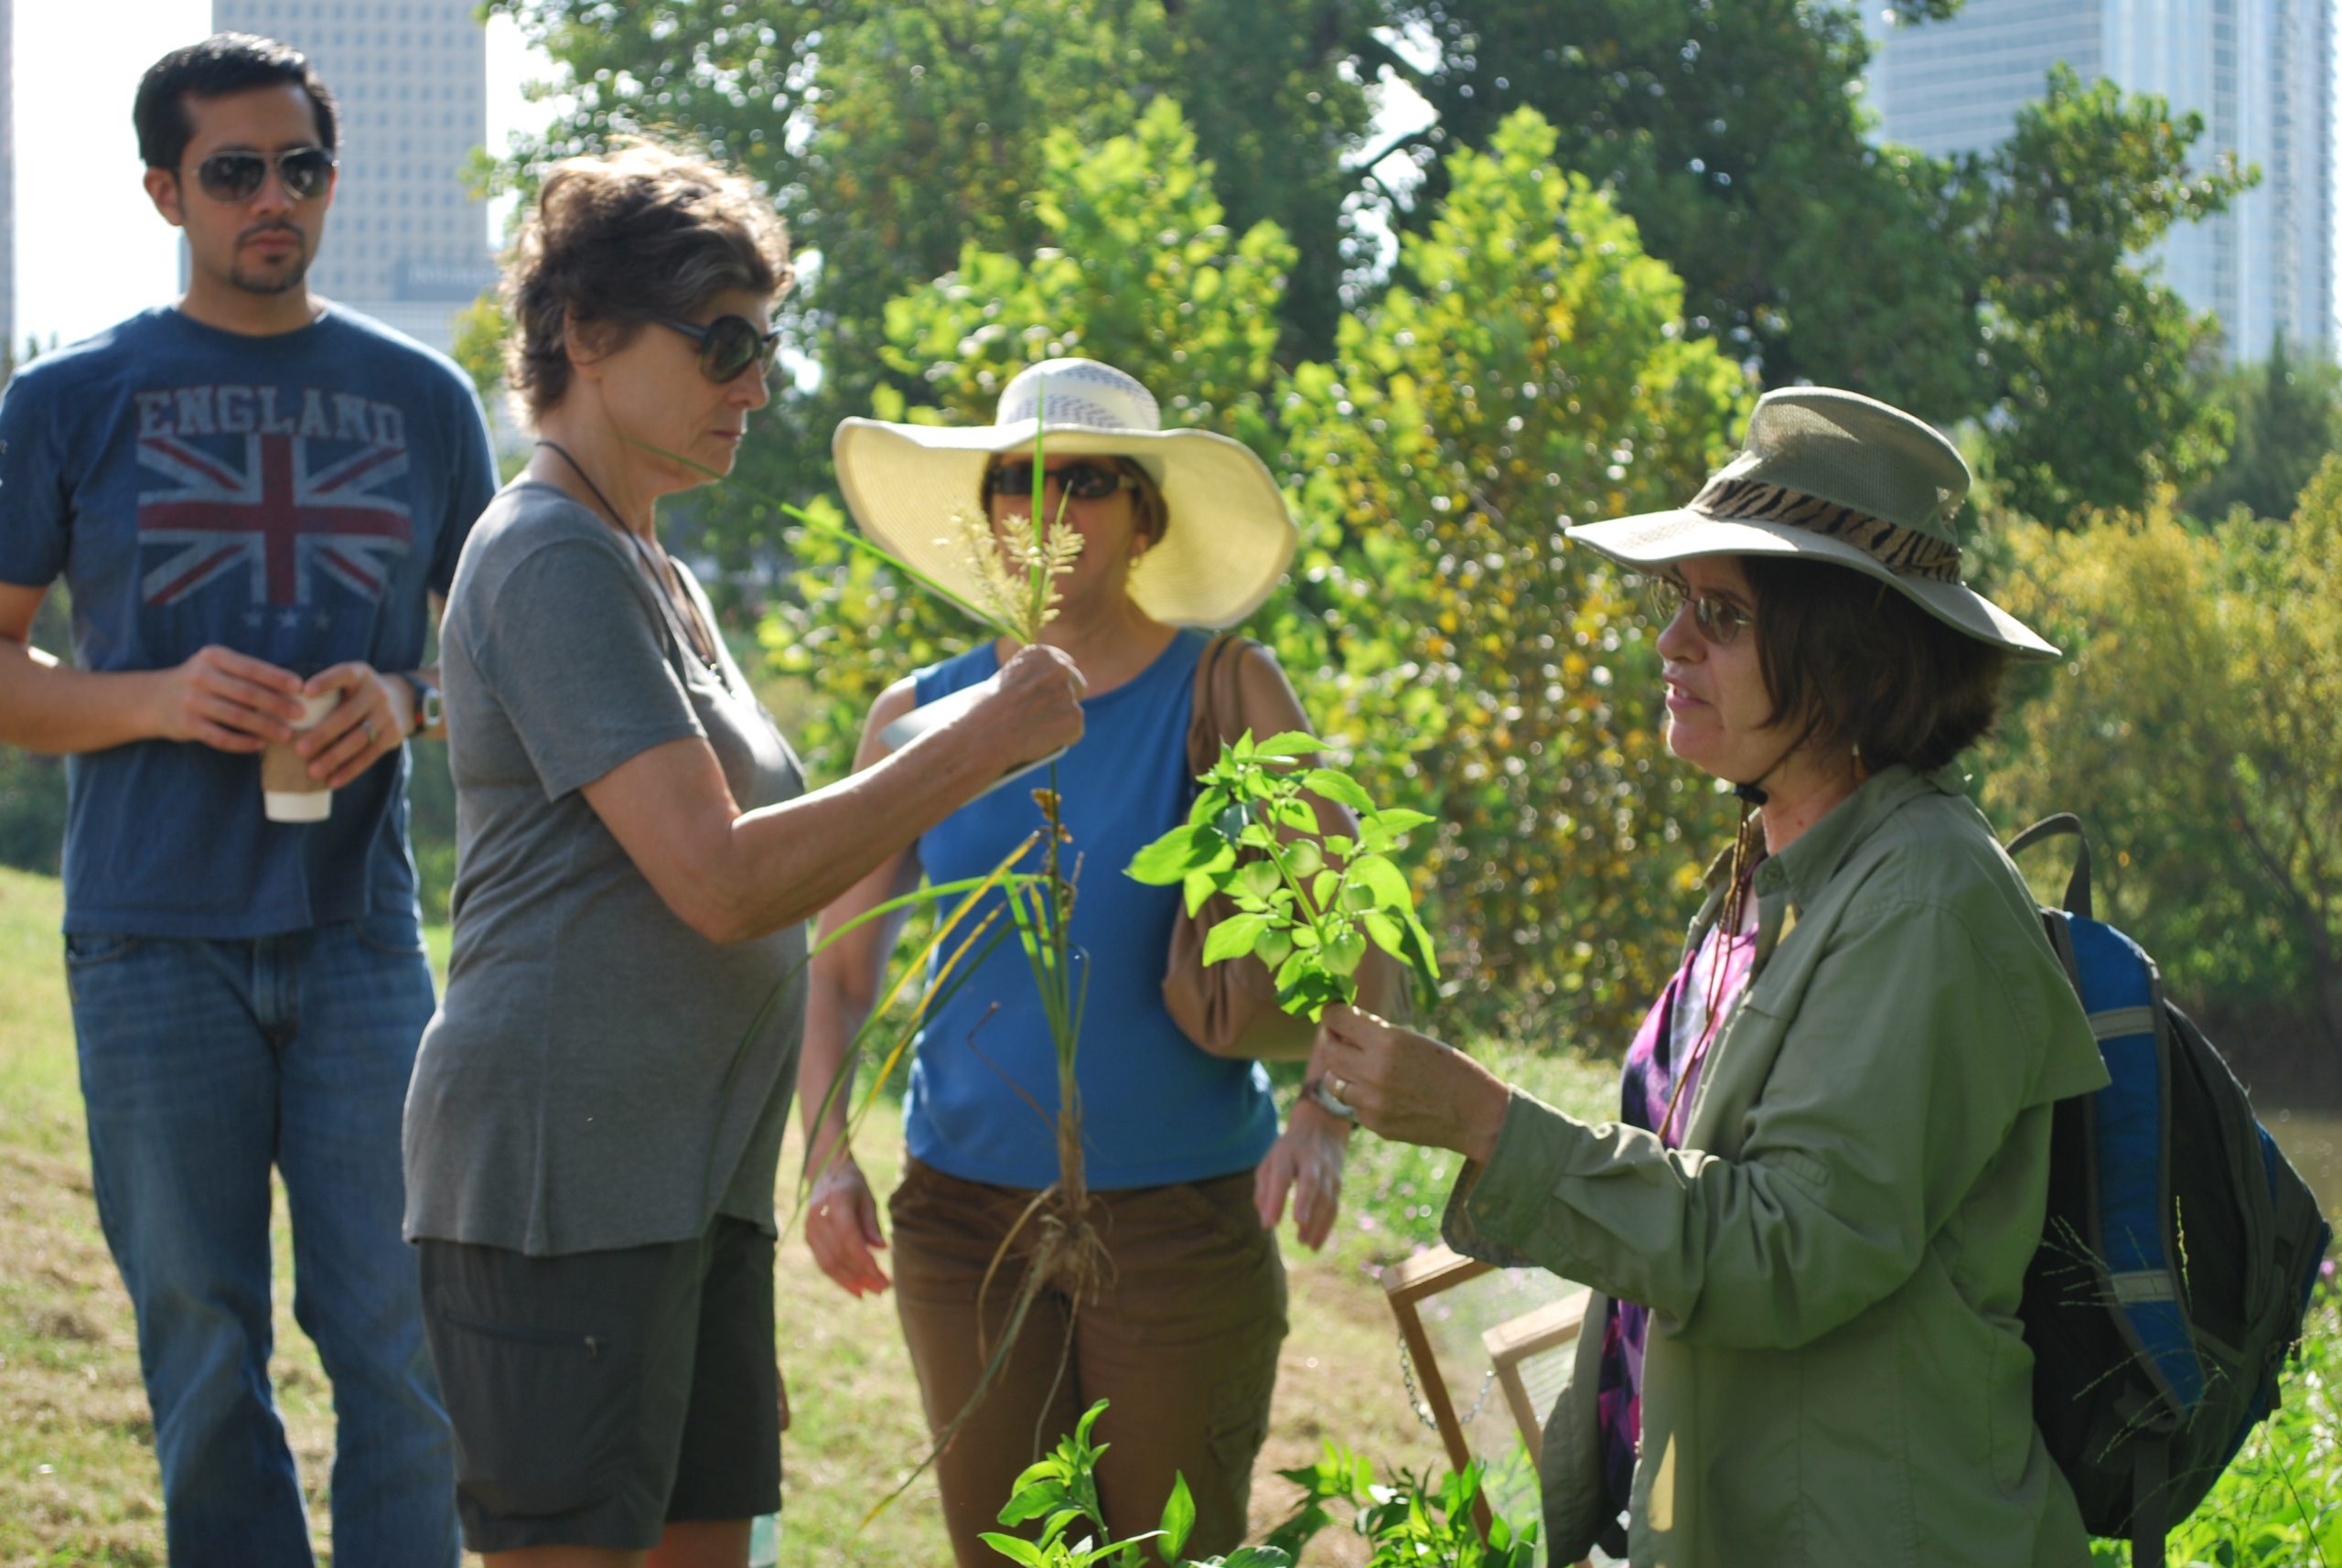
[136,432,414,607]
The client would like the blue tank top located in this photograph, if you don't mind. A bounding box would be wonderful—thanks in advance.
[903,629,1279,1190]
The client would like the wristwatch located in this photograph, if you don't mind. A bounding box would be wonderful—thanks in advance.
[399,672,444,736]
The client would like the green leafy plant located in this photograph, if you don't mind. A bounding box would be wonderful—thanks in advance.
[1127,731,1441,1019]
[984,1400,1292,1568]
[1259,1440,1540,1566]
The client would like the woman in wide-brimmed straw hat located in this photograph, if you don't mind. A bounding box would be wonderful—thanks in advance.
[800,358,1401,1563]
[1321,387,2110,1567]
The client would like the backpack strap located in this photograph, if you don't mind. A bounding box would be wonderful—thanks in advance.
[2008,812,2096,920]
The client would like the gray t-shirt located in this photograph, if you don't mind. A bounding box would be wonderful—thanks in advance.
[403,481,808,1255]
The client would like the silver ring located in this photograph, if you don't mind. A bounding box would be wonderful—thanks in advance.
[1328,1074,1348,1100]
[363,718,379,745]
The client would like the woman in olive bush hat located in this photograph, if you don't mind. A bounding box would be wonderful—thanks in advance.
[1321,387,2110,1567]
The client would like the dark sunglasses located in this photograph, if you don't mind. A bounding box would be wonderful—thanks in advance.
[190,145,337,203]
[1644,575,1757,647]
[984,460,1137,502]
[656,315,783,383]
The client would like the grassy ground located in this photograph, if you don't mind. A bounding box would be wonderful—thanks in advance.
[0,867,1610,1565]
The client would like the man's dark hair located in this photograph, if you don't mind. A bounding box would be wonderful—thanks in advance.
[134,34,338,172]
[1741,555,2010,774]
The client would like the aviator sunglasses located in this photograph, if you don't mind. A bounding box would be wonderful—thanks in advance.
[983,460,1139,502]
[1644,575,1757,647]
[656,315,785,383]
[189,145,338,203]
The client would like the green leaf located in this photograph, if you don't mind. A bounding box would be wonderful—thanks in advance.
[1186,786,1230,827]
[1217,1549,1295,1568]
[1301,768,1374,811]
[1203,914,1272,965]
[1237,823,1276,850]
[1183,870,1219,917]
[1127,824,1235,885]
[1251,731,1323,757]
[999,1478,1074,1526]
[1254,928,1295,967]
[1366,807,1436,837]
[1362,910,1405,955]
[1273,798,1321,833]
[1158,1474,1196,1563]
[1311,869,1340,908]
[1238,860,1284,901]
[981,1533,1050,1566]
[1323,929,1368,977]
[1323,835,1356,860]
[1348,854,1414,912]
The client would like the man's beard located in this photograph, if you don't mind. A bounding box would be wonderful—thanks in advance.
[230,227,313,295]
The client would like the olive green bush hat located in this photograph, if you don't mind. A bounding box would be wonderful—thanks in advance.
[1565,387,2058,658]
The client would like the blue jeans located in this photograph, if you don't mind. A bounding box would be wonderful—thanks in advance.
[65,917,458,1568]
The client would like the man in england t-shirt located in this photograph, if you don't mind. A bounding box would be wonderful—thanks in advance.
[0,36,493,1566]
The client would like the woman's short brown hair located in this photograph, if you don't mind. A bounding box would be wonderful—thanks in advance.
[502,140,793,420]
[1739,555,2009,774]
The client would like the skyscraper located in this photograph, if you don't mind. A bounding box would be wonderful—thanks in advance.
[211,0,495,357]
[1864,0,2337,359]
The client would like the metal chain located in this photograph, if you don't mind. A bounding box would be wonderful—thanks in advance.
[1396,1328,1497,1431]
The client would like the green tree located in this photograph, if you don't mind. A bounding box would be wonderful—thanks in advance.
[2182,337,2342,523]
[487,0,1372,564]
[770,105,1745,1036]
[1962,68,2247,524]
[1279,108,1747,1036]
[764,99,1296,776]
[495,1,2248,538]
[1982,481,2342,1048]
[1376,7,2245,523]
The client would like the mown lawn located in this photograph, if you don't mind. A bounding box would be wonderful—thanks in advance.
[9,861,2328,1566]
[0,866,1609,1565]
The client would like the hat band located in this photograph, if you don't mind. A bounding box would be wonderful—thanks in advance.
[1690,478,1963,585]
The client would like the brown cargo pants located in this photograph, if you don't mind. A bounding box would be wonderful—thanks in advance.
[888,1156,1289,1566]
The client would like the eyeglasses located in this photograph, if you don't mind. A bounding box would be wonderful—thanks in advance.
[983,460,1137,502]
[1645,575,1756,647]
[189,145,337,203]
[655,316,783,383]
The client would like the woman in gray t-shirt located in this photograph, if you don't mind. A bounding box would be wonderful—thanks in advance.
[401,142,1083,1565]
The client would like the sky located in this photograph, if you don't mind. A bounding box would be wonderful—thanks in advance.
[9,3,555,349]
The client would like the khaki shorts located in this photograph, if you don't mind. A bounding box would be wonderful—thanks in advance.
[418,1215,781,1552]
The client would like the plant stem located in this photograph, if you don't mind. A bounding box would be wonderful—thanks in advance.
[1248,782,1351,999]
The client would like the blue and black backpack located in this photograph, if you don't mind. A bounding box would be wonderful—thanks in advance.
[2009,815,2331,1568]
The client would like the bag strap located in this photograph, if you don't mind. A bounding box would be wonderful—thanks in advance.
[1186,633,1262,777]
[2007,812,2096,921]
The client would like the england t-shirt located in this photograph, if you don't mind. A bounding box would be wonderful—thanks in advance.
[0,305,498,937]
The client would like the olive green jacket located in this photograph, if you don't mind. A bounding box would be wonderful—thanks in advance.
[1444,765,2110,1568]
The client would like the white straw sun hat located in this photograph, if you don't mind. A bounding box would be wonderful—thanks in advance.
[832,358,1298,628]
[1567,386,2058,659]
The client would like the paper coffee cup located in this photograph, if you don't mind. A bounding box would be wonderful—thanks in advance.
[262,692,342,823]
